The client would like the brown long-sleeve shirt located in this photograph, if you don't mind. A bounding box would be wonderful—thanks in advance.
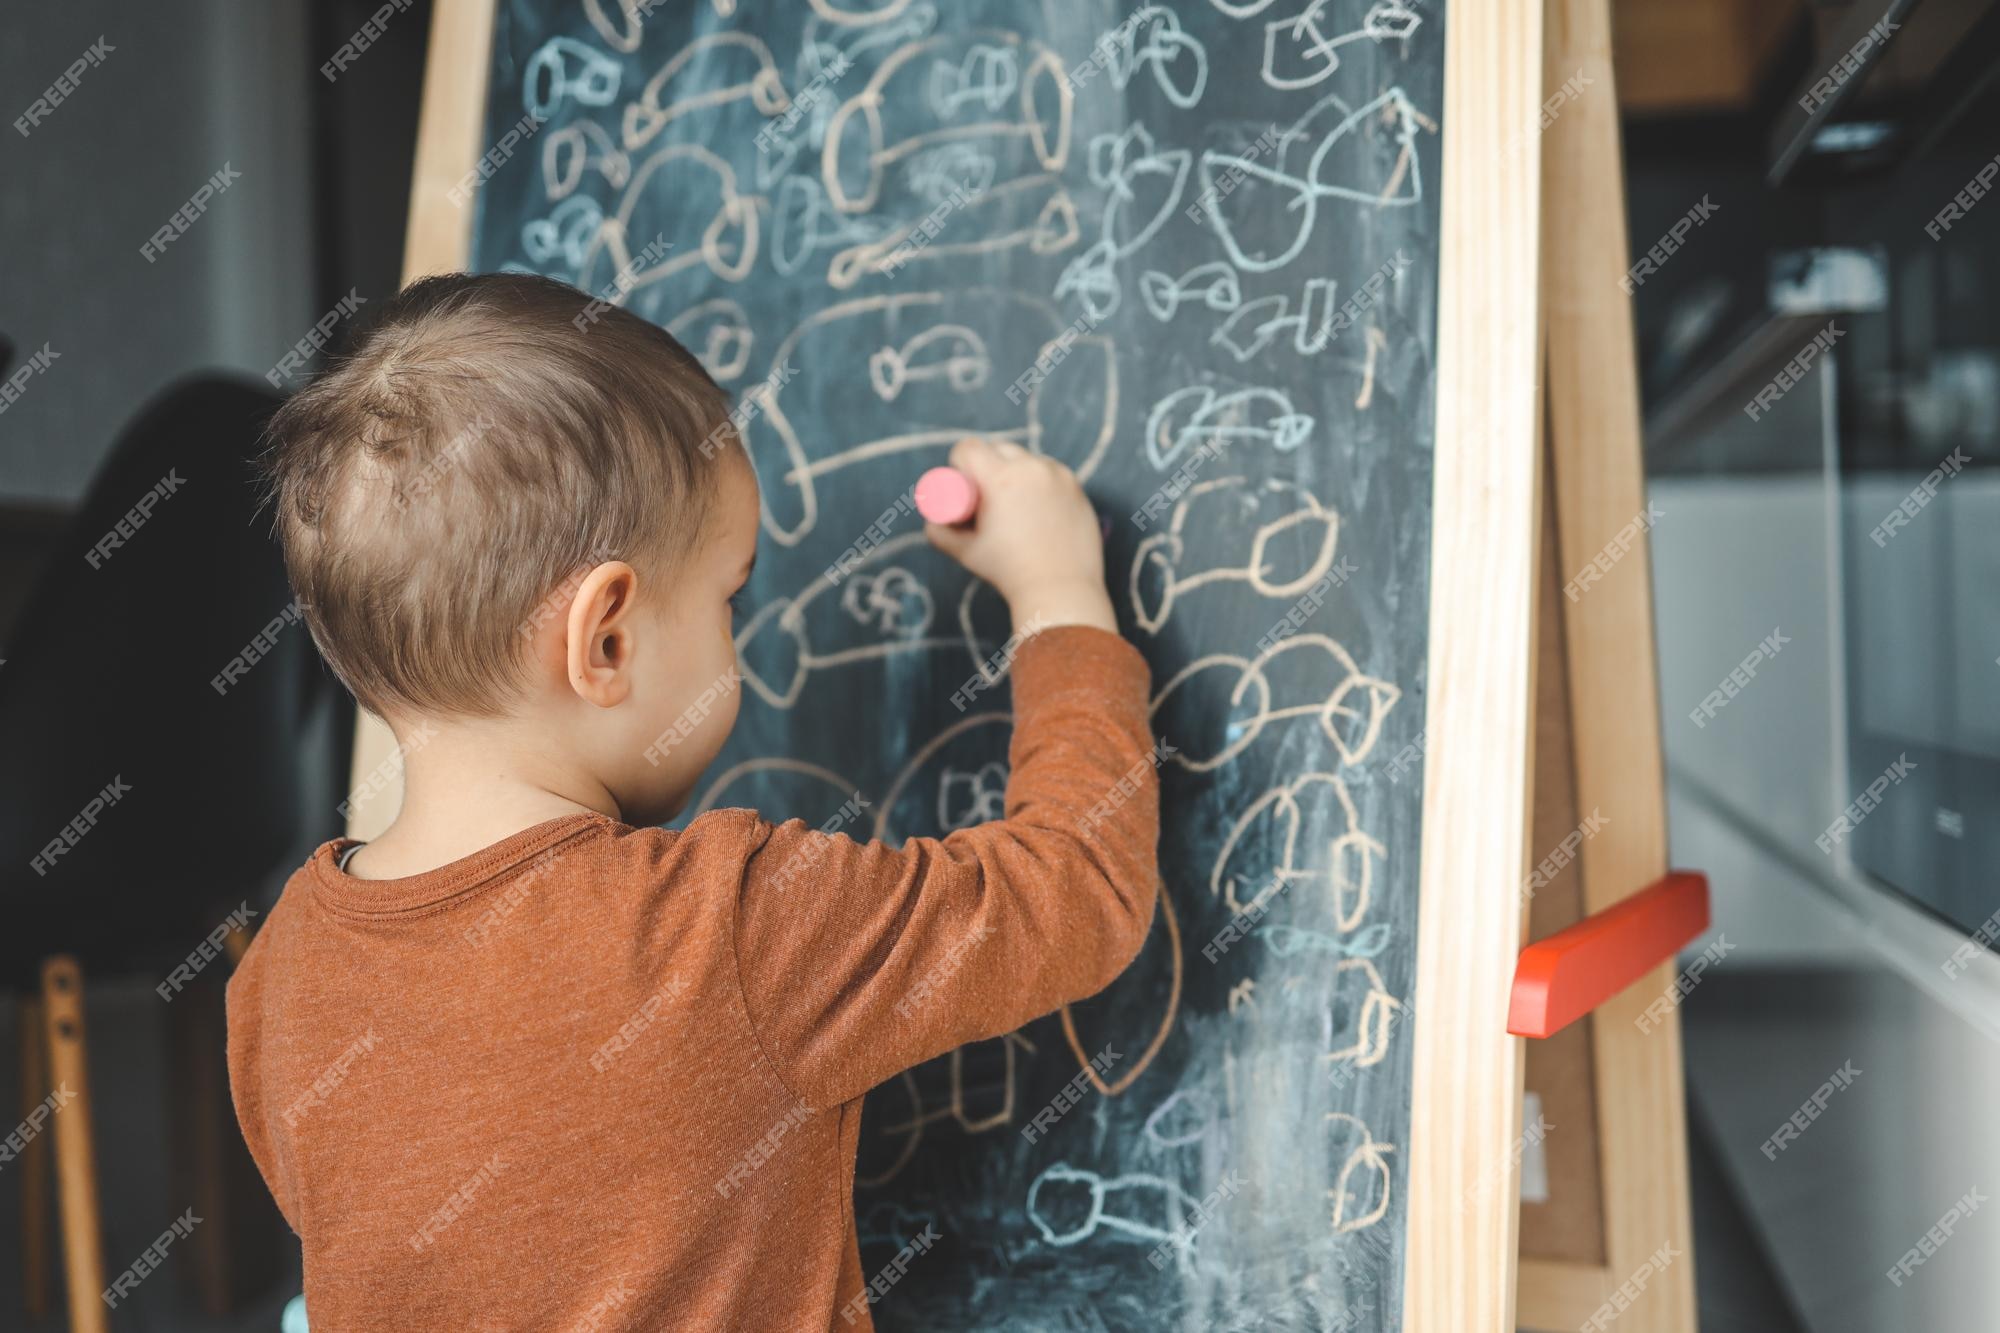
[226,626,1160,1331]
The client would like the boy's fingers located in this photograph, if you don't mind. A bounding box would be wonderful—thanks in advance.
[948,436,1031,486]
[924,520,974,558]
[948,436,1000,478]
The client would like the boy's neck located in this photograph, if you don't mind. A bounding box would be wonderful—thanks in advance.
[344,717,619,880]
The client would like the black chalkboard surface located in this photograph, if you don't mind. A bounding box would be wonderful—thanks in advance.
[472,2,1442,1326]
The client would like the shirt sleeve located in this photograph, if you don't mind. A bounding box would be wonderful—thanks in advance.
[724,625,1162,1112]
[225,942,301,1232]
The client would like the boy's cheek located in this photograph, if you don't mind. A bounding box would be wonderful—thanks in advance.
[714,688,741,748]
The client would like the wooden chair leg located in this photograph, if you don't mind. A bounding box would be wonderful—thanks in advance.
[19,996,52,1319]
[42,957,108,1333]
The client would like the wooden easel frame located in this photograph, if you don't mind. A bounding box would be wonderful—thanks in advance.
[372,1,1698,1326]
[1405,0,1698,1327]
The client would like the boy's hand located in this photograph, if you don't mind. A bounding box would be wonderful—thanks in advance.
[925,437,1115,635]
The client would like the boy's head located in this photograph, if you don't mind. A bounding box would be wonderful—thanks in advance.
[265,272,758,822]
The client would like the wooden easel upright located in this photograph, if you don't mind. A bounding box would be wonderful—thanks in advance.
[1404,0,1702,1328]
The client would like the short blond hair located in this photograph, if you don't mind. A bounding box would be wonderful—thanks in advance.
[264,272,735,717]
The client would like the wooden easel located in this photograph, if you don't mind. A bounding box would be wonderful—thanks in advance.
[1404,0,1701,1328]
[372,0,1701,1326]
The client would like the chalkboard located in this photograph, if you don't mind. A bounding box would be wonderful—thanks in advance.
[470,2,1443,1327]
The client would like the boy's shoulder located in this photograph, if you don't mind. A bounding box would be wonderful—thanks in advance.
[229,810,775,1003]
[255,808,778,933]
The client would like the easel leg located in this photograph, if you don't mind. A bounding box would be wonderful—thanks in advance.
[1524,0,1701,1325]
[42,957,109,1333]
[1401,0,1546,1325]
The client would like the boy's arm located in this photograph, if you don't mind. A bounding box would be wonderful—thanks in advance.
[725,624,1160,1112]
[224,950,301,1232]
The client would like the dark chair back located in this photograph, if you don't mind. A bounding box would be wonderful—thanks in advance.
[0,376,338,981]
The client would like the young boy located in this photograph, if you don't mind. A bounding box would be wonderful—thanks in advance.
[226,272,1160,1330]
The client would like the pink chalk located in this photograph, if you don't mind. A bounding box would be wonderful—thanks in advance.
[915,466,980,525]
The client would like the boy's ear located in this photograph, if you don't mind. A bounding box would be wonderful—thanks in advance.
[564,561,640,708]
